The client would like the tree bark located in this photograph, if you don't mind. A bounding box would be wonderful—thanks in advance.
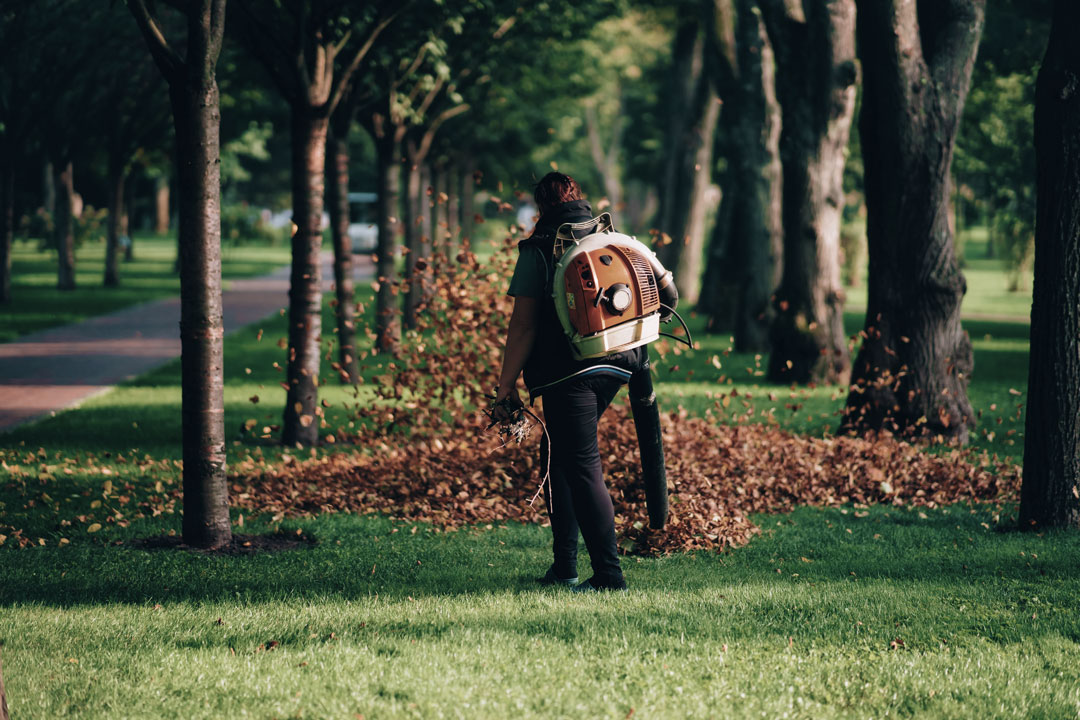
[700,0,783,352]
[55,161,76,291]
[841,0,984,441]
[282,106,329,446]
[146,3,233,550]
[403,153,424,330]
[326,121,359,384]
[155,175,170,235]
[762,0,856,385]
[170,78,230,549]
[0,161,12,303]
[1019,0,1080,530]
[105,165,126,287]
[656,14,720,306]
[374,134,400,354]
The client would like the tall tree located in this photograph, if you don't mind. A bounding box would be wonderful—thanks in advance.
[326,97,362,383]
[699,0,783,352]
[1019,0,1079,530]
[92,13,171,287]
[841,0,984,442]
[759,0,856,384]
[128,0,232,549]
[235,0,395,446]
[655,5,720,306]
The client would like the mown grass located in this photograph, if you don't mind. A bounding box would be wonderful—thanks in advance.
[0,235,292,343]
[2,505,1078,719]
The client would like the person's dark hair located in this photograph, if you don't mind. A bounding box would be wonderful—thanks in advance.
[534,172,582,215]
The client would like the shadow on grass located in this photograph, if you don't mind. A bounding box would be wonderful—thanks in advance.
[2,505,1078,614]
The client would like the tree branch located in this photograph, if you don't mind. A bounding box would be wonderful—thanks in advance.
[328,4,402,114]
[208,0,226,66]
[921,0,986,112]
[415,102,469,160]
[127,0,183,79]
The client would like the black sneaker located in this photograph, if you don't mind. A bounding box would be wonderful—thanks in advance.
[536,566,579,586]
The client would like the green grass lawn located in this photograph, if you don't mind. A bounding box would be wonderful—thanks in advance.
[0,235,292,343]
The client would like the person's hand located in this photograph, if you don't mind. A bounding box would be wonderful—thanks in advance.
[492,383,524,423]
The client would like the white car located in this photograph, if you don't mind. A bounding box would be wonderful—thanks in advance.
[348,192,378,254]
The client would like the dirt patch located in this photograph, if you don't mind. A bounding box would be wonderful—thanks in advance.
[129,531,317,555]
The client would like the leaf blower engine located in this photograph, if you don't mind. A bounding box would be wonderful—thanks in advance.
[552,212,687,360]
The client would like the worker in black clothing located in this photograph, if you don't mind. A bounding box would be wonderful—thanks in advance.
[494,172,644,592]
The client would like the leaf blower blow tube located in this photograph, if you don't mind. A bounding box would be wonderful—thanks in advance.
[647,254,679,318]
[629,367,668,529]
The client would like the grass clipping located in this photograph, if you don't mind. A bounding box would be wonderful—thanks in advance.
[230,238,1020,555]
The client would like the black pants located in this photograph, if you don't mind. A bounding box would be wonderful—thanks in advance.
[540,374,625,587]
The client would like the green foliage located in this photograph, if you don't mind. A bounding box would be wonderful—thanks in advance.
[220,121,273,191]
[954,0,1048,289]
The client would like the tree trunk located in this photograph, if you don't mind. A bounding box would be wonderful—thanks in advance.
[169,67,230,550]
[656,15,719,306]
[105,165,126,287]
[155,175,170,235]
[762,0,856,385]
[55,161,76,291]
[1019,0,1080,530]
[326,123,359,384]
[584,99,624,212]
[403,154,424,330]
[43,160,56,220]
[129,0,230,550]
[841,0,984,442]
[282,106,329,446]
[700,0,783,352]
[0,161,12,303]
[459,157,475,246]
[433,163,449,256]
[374,135,400,354]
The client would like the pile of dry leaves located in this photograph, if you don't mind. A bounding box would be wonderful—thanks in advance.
[230,403,1019,554]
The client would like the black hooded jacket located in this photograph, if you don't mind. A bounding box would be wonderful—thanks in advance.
[516,199,647,398]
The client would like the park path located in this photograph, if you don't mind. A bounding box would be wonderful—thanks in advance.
[0,253,374,433]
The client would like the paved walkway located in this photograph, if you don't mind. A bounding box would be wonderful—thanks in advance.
[0,253,373,433]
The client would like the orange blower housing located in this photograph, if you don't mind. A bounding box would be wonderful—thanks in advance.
[563,244,661,337]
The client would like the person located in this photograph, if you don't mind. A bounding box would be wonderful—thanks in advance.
[494,172,645,592]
